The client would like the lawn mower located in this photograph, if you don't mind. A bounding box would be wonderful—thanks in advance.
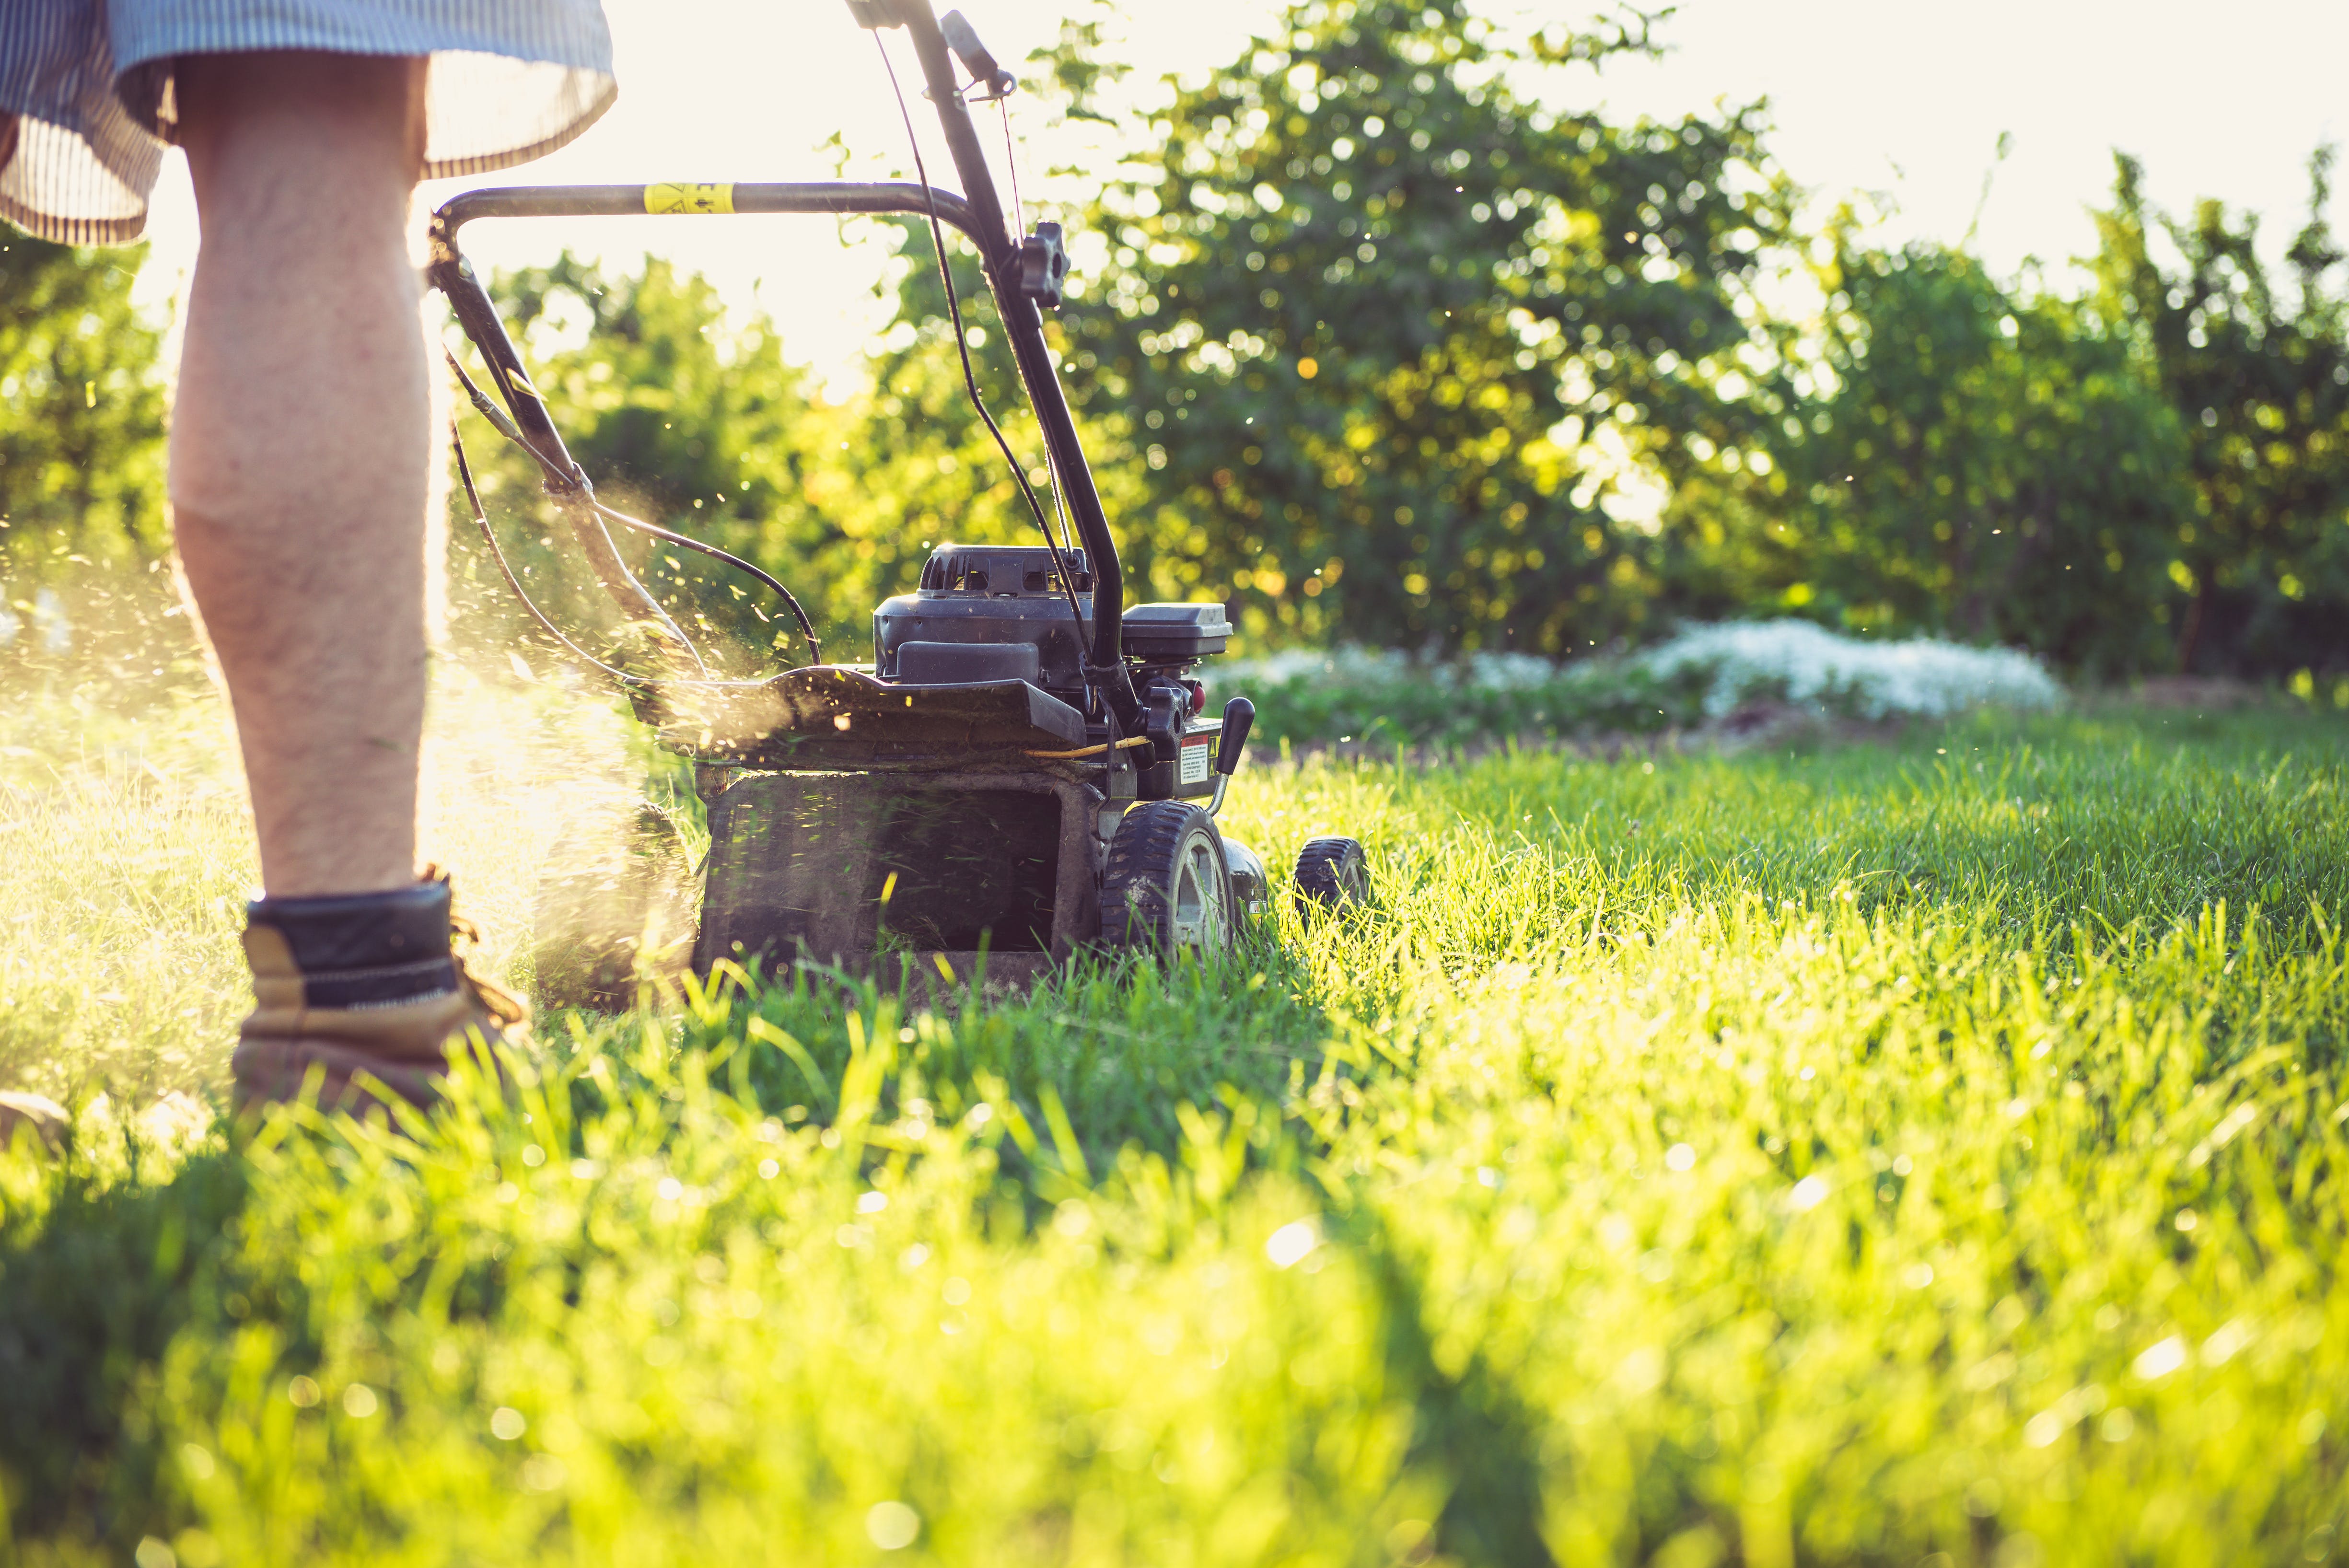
[426,0,1370,992]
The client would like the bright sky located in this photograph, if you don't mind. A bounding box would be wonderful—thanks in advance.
[130,0,2349,378]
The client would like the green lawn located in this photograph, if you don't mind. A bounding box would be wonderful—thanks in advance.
[4,696,2347,1567]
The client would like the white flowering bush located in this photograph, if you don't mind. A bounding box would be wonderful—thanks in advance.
[1220,621,2062,746]
[1632,619,2065,721]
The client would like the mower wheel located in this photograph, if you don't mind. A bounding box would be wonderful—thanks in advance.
[1292,836,1372,915]
[1100,801,1233,957]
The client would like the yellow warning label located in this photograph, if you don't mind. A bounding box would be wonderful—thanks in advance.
[644,183,735,215]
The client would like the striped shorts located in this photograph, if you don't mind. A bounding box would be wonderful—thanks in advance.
[0,0,615,244]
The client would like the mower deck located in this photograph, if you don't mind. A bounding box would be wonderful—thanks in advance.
[693,767,1103,985]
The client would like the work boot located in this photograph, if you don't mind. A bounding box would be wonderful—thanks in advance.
[231,873,527,1119]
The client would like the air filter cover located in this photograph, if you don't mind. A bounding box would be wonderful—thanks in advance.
[1120,602,1231,660]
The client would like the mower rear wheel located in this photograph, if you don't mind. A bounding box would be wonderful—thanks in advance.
[1100,801,1233,957]
[1292,836,1372,914]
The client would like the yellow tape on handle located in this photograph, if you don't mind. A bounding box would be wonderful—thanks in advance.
[644,183,735,215]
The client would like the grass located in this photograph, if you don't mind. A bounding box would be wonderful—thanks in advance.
[2,677,2347,1566]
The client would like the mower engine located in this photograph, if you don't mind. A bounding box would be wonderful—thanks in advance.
[877,546,1231,799]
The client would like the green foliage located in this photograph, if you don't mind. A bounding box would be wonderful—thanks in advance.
[2090,150,2349,675]
[458,247,1100,675]
[1660,145,2349,682]
[423,14,2349,685]
[848,221,1083,585]
[1675,238,2189,677]
[7,707,2349,1562]
[452,255,857,672]
[1221,650,1710,748]
[4,9,2332,685]
[0,236,168,579]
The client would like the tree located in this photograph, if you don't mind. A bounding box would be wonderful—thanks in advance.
[956,0,1796,654]
[454,255,858,672]
[1674,233,2189,677]
[0,235,167,580]
[442,27,2349,686]
[2090,149,2349,676]
[841,220,1099,618]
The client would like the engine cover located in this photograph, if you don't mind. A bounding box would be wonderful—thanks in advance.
[874,545,1094,697]
[873,545,1235,699]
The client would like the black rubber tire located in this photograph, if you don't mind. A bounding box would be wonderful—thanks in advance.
[1099,801,1234,957]
[1292,836,1372,915]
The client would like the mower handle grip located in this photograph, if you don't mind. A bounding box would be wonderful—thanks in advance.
[1216,697,1255,776]
[939,10,1015,97]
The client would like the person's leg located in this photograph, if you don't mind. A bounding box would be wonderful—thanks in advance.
[169,52,524,1115]
[170,50,430,898]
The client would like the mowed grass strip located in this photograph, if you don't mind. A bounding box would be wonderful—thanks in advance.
[2,705,2345,1566]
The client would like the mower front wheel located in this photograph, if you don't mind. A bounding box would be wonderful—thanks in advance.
[1100,801,1233,958]
[1293,836,1372,915]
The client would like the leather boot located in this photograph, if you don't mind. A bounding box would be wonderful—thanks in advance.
[230,873,526,1118]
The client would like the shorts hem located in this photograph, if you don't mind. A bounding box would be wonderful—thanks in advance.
[109,23,610,82]
[421,70,613,179]
[0,186,149,244]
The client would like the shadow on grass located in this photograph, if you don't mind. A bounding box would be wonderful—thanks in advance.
[1342,1202,1559,1568]
[582,935,1345,1174]
[0,1145,246,1550]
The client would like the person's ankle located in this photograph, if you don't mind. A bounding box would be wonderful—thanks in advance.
[243,875,457,1010]
[232,872,527,1118]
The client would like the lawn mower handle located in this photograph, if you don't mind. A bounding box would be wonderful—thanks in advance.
[862,0,1139,724]
[421,0,1143,728]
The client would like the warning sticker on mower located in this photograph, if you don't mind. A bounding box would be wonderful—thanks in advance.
[1180,739,1212,785]
[645,182,735,215]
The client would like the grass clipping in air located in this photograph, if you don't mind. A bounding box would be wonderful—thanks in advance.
[3,698,2347,1566]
